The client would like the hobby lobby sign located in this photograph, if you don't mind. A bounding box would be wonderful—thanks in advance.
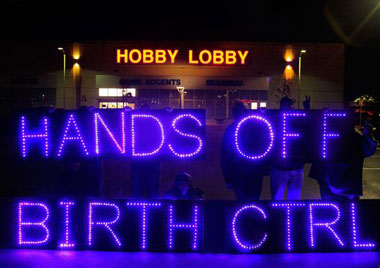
[116,49,250,65]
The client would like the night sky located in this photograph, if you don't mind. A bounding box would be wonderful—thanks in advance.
[1,0,380,101]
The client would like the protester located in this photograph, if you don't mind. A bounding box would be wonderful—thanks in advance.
[270,96,310,200]
[163,172,204,200]
[221,101,269,201]
[309,120,377,200]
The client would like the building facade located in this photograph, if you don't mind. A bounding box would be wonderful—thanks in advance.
[0,41,345,121]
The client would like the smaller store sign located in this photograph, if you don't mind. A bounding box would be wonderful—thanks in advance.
[116,49,250,65]
[0,199,378,253]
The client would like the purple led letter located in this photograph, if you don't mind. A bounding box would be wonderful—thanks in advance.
[20,116,49,157]
[282,112,306,158]
[272,203,306,251]
[57,114,89,157]
[168,114,203,158]
[309,203,344,248]
[169,205,199,250]
[18,202,50,245]
[94,112,126,155]
[131,114,165,156]
[126,202,162,249]
[59,201,75,248]
[234,115,274,160]
[232,205,268,251]
[351,203,375,248]
[322,112,346,159]
[88,202,122,247]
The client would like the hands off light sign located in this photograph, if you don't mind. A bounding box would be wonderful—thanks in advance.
[19,109,206,159]
[18,109,354,161]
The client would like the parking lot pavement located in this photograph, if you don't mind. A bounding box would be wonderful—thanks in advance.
[0,250,379,268]
[362,148,380,199]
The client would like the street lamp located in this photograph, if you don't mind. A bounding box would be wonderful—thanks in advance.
[176,87,185,109]
[58,47,66,108]
[298,49,307,108]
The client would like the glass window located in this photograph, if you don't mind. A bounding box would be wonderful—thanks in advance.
[239,90,250,99]
[216,90,226,100]
[184,100,194,109]
[99,102,108,109]
[251,102,258,109]
[99,88,108,96]
[169,99,180,109]
[259,90,268,100]
[185,90,194,100]
[251,90,259,99]
[260,102,267,108]
[195,90,205,100]
[108,88,117,97]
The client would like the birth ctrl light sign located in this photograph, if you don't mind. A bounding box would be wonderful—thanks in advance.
[0,199,379,253]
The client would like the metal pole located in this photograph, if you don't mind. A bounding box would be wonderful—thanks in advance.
[180,91,184,109]
[225,89,230,118]
[63,53,66,109]
[298,55,301,109]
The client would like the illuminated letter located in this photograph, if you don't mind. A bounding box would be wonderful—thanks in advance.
[20,116,49,157]
[94,112,126,154]
[282,112,306,158]
[131,114,165,156]
[169,205,199,250]
[126,202,162,249]
[351,203,375,248]
[225,50,237,64]
[143,49,154,63]
[88,202,122,247]
[213,50,224,64]
[232,205,267,250]
[234,115,274,160]
[57,114,89,157]
[116,49,128,63]
[155,50,166,64]
[237,50,249,64]
[322,112,346,159]
[199,50,212,64]
[129,49,142,63]
[59,201,75,248]
[309,203,344,247]
[188,50,199,64]
[272,203,306,251]
[18,202,50,245]
[168,114,203,158]
[167,49,179,64]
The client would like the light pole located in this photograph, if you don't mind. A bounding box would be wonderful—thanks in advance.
[176,87,185,109]
[58,47,66,108]
[298,49,306,108]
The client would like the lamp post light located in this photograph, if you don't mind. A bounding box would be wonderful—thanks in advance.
[58,47,66,108]
[177,87,185,109]
[298,49,307,108]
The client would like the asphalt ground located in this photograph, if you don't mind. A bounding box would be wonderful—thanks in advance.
[0,249,379,268]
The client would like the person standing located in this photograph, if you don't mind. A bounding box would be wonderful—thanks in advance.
[309,120,377,200]
[221,101,269,201]
[270,96,310,200]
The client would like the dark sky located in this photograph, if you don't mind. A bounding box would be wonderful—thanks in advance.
[0,1,337,42]
[1,0,379,101]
